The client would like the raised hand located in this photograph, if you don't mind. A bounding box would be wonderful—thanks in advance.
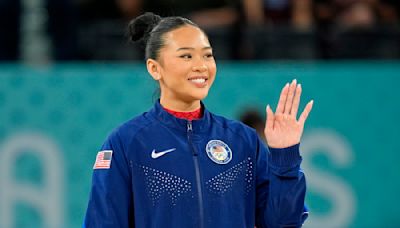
[264,79,313,149]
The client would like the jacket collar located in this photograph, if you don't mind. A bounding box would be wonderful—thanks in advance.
[149,100,211,133]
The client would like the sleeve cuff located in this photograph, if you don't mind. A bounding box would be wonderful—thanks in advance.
[268,143,302,167]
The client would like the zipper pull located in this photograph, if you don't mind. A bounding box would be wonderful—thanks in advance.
[187,121,193,132]
[187,121,198,156]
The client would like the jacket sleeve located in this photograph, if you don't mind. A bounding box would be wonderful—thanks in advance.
[83,131,134,228]
[255,137,308,228]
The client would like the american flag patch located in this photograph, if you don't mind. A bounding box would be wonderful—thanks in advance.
[93,150,113,169]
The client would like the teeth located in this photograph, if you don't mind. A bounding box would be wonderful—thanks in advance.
[190,78,206,83]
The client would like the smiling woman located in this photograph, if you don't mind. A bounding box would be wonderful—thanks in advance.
[146,25,216,109]
[129,12,216,111]
[83,12,313,228]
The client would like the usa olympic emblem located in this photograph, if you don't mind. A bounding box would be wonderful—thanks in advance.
[206,140,232,164]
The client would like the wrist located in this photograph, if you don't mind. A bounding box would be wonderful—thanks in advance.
[268,143,302,167]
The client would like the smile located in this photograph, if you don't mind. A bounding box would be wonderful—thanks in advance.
[190,78,206,83]
[188,76,208,88]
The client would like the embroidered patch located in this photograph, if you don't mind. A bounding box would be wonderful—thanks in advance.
[93,150,113,169]
[206,140,232,164]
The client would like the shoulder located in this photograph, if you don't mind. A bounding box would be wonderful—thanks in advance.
[105,111,155,145]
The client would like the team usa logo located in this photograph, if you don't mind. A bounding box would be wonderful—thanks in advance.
[206,140,232,164]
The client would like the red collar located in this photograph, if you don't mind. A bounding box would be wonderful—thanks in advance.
[163,107,203,120]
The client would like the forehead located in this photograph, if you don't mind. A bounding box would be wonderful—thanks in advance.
[163,25,210,49]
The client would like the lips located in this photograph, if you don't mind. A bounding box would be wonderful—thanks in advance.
[188,76,208,88]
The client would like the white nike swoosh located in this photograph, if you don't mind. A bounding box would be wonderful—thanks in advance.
[151,148,176,159]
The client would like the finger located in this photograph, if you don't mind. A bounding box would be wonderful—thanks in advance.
[299,100,314,125]
[291,84,302,118]
[276,83,289,114]
[284,79,297,114]
[265,104,275,130]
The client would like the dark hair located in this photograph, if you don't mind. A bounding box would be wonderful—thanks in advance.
[128,12,202,60]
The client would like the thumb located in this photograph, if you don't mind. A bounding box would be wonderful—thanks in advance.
[299,100,314,125]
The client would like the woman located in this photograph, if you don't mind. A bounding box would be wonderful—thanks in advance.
[84,12,313,228]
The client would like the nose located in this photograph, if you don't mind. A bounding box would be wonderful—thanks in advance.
[192,58,207,72]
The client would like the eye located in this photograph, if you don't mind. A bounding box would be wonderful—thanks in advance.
[205,53,214,58]
[180,54,192,59]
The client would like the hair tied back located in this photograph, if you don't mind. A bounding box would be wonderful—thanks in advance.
[128,12,162,44]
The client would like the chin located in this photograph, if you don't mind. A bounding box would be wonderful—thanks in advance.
[189,91,209,101]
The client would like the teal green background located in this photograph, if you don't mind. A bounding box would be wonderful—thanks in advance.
[0,62,399,227]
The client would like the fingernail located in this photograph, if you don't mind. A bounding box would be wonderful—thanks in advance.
[293,79,297,83]
[298,84,301,88]
[310,100,314,105]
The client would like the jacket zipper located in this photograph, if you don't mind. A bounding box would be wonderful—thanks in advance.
[187,121,204,228]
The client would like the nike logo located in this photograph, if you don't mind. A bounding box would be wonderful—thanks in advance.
[151,148,176,159]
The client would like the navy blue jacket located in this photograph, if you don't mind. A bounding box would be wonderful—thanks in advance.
[84,101,308,227]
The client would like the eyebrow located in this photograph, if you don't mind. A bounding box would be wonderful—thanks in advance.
[176,47,212,51]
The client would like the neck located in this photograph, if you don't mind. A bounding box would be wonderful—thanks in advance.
[160,97,201,112]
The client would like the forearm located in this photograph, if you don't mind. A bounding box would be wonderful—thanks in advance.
[243,0,265,25]
[262,144,307,227]
[292,0,313,30]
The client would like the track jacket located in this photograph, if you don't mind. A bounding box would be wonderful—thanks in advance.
[84,101,308,228]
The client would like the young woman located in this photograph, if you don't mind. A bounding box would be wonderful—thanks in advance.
[84,12,313,228]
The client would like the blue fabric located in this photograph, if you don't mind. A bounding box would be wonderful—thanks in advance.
[83,101,308,228]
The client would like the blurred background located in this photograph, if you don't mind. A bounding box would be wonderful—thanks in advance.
[0,0,399,227]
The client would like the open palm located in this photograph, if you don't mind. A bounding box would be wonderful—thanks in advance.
[265,79,313,149]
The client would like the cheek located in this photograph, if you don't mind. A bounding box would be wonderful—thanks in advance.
[162,64,186,83]
[208,62,217,79]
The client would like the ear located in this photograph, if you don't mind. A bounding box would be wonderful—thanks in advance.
[146,59,162,81]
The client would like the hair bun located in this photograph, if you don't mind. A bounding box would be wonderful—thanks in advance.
[128,12,162,44]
